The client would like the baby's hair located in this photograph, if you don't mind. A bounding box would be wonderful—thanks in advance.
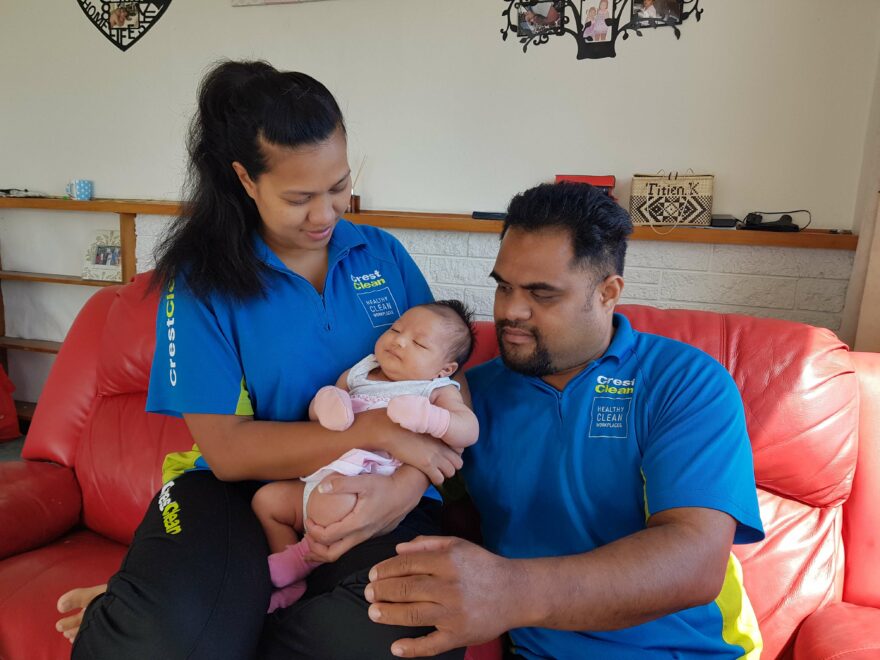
[422,300,477,375]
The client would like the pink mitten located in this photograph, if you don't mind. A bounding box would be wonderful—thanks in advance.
[387,395,451,438]
[310,386,354,431]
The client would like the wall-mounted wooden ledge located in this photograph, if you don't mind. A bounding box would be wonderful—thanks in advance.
[0,198,859,251]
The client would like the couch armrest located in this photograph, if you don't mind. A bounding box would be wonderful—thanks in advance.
[0,461,82,560]
[793,602,880,659]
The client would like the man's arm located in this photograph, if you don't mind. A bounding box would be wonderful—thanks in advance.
[365,506,735,658]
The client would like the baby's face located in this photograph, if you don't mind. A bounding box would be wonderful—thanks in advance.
[374,307,457,381]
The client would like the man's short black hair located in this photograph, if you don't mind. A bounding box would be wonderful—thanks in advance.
[502,182,633,276]
[423,300,477,374]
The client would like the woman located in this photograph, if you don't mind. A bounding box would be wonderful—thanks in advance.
[56,60,465,660]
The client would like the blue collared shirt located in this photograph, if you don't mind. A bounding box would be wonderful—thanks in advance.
[464,314,764,659]
[147,220,435,486]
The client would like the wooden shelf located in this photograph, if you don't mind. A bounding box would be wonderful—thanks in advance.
[0,197,859,249]
[0,337,61,354]
[0,197,180,215]
[14,400,36,422]
[0,271,118,287]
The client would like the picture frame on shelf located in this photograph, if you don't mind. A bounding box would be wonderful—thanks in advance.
[82,229,122,282]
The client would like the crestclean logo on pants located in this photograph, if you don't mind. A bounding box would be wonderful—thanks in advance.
[158,480,182,535]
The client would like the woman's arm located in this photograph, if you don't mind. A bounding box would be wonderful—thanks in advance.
[184,409,461,483]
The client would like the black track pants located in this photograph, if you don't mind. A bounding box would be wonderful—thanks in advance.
[72,471,465,660]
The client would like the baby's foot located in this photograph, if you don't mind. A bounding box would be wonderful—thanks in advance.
[268,539,320,587]
[312,386,355,431]
[55,584,107,643]
[267,581,307,613]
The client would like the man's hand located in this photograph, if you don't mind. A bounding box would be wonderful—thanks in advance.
[305,468,427,562]
[365,536,517,658]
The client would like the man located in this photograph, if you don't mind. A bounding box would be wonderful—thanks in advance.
[365,182,764,659]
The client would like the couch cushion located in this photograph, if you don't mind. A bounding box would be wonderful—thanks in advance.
[793,602,880,660]
[0,530,127,660]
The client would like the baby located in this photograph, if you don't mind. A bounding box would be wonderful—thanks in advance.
[251,300,479,612]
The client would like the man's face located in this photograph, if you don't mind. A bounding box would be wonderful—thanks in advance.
[491,226,622,389]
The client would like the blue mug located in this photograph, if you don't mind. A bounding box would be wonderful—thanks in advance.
[66,179,94,201]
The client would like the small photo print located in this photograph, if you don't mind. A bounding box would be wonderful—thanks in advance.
[581,0,612,42]
[82,229,122,282]
[632,0,681,27]
[108,2,139,29]
[517,1,564,37]
[93,245,121,267]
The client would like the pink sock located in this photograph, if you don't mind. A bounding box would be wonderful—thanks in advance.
[267,581,307,613]
[268,538,321,588]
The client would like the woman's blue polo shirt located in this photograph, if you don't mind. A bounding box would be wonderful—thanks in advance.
[463,314,765,659]
[146,219,434,485]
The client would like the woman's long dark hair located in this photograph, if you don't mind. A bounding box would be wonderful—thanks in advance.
[151,60,346,301]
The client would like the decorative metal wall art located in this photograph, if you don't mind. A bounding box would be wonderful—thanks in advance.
[502,0,703,60]
[77,1,172,51]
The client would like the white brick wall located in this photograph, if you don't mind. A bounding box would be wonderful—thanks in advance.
[136,221,854,332]
[386,229,855,331]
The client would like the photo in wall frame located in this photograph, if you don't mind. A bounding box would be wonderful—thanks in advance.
[516,1,565,37]
[631,0,683,28]
[82,229,122,282]
[580,0,614,43]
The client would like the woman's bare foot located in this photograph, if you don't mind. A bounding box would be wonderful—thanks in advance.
[55,584,107,643]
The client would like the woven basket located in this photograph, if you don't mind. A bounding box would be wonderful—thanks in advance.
[629,172,714,227]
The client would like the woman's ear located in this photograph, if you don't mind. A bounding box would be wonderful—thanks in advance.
[231,161,257,200]
[438,362,458,379]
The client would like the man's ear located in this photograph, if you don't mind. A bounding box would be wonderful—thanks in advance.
[598,275,624,309]
[438,362,459,379]
[231,161,257,201]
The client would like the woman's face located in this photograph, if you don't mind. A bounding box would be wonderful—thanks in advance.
[234,126,351,256]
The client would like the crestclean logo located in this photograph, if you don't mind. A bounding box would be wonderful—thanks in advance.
[165,280,178,387]
[351,269,386,291]
[158,480,182,535]
[595,374,635,395]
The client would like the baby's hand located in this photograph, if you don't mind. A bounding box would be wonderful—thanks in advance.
[387,395,451,438]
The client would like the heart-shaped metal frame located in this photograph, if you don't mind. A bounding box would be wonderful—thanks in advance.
[77,1,172,52]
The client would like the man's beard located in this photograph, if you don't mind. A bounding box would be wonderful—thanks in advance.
[495,321,554,377]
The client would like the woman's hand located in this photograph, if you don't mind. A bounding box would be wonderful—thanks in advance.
[305,467,428,562]
[357,409,462,485]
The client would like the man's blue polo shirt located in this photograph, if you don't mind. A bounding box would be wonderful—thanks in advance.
[146,219,435,487]
[463,314,764,659]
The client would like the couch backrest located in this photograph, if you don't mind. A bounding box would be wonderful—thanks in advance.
[846,352,880,609]
[618,304,858,658]
[23,283,860,658]
[24,274,193,544]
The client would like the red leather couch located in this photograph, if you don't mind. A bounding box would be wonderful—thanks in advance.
[0,273,878,659]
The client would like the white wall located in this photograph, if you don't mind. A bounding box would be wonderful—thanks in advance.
[2,0,879,224]
[2,0,880,402]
